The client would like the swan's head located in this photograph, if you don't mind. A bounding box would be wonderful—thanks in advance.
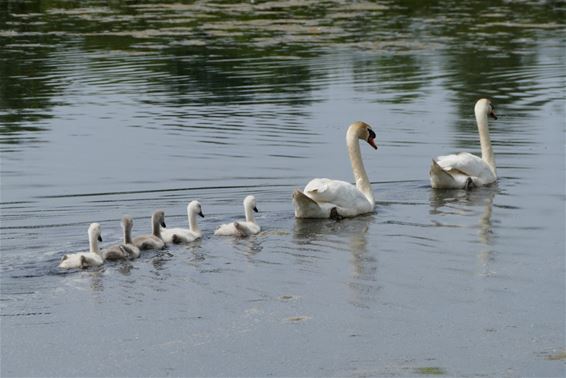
[244,195,259,213]
[350,121,377,149]
[88,223,102,242]
[188,200,205,218]
[152,210,166,228]
[475,98,497,120]
[122,215,134,230]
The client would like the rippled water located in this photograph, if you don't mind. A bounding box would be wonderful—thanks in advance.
[1,1,565,377]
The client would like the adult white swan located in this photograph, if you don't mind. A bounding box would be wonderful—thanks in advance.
[58,223,104,269]
[161,201,204,244]
[430,99,498,189]
[292,121,377,219]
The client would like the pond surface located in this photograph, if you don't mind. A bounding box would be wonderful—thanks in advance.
[1,1,564,377]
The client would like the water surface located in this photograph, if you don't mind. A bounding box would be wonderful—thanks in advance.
[1,1,564,377]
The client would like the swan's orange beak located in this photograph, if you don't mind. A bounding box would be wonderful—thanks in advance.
[489,110,497,120]
[368,137,378,150]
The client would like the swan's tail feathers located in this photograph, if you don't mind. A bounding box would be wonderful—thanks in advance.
[430,159,457,189]
[293,189,323,218]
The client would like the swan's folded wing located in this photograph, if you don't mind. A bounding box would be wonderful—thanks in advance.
[304,178,370,209]
[305,178,354,202]
[304,178,330,196]
[436,152,494,179]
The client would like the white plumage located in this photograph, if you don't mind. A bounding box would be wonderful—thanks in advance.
[161,201,204,244]
[293,121,377,218]
[59,223,104,269]
[430,99,498,189]
[215,195,261,237]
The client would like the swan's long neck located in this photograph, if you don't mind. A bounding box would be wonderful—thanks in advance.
[152,216,161,238]
[244,204,256,223]
[188,209,200,233]
[88,233,99,253]
[476,111,496,173]
[347,129,374,205]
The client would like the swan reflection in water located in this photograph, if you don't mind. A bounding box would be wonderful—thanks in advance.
[293,215,378,307]
[429,186,497,276]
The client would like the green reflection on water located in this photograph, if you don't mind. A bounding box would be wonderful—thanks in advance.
[0,0,563,143]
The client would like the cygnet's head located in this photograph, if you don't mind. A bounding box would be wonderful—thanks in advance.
[244,195,258,213]
[349,121,377,150]
[152,210,166,228]
[188,200,205,218]
[88,223,102,242]
[122,215,133,230]
[475,98,497,120]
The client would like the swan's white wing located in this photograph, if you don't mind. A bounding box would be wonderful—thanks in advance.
[304,178,370,209]
[132,234,165,250]
[83,252,103,266]
[58,253,85,269]
[59,252,102,268]
[214,222,238,236]
[436,153,495,182]
[161,227,200,243]
[234,221,261,236]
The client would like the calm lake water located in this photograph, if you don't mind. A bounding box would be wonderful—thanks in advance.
[1,1,564,377]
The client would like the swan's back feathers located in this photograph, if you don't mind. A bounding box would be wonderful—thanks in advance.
[102,245,129,261]
[302,179,373,214]
[433,152,496,187]
[162,227,201,244]
[304,179,367,206]
[234,221,261,236]
[59,252,103,269]
[436,153,491,177]
[430,152,497,189]
[214,221,260,236]
[132,235,165,250]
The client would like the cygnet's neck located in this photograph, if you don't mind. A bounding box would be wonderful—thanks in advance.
[346,127,374,205]
[89,233,99,253]
[123,222,133,244]
[476,110,496,174]
[188,208,201,233]
[152,216,161,238]
[244,203,256,224]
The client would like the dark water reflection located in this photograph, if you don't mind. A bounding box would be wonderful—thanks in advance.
[1,1,565,377]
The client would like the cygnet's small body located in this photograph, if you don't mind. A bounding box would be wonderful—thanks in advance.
[58,223,104,269]
[132,210,167,250]
[215,195,261,237]
[161,201,204,244]
[102,215,140,260]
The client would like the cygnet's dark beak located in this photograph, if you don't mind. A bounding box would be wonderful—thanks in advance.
[161,221,166,228]
[253,206,258,213]
[98,235,103,242]
[199,211,205,218]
